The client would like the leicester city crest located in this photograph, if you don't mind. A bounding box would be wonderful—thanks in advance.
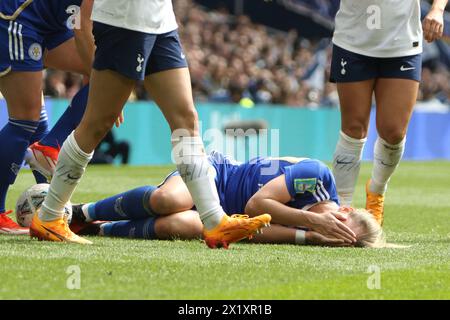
[28,43,42,61]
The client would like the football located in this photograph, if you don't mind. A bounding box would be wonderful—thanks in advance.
[15,183,72,227]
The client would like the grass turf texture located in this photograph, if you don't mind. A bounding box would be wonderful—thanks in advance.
[0,162,449,300]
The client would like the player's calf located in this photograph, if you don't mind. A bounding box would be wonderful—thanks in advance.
[155,210,203,240]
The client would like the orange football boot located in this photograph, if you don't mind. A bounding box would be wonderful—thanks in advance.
[365,180,385,225]
[30,211,92,244]
[203,214,271,249]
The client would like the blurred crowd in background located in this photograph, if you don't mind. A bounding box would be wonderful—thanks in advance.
[42,0,450,110]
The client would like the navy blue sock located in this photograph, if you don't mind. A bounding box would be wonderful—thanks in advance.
[30,108,50,184]
[0,119,38,212]
[30,108,49,143]
[40,84,89,148]
[101,218,157,239]
[0,184,9,214]
[89,186,157,221]
[32,168,48,184]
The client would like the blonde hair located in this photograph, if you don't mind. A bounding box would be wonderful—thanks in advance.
[347,209,385,248]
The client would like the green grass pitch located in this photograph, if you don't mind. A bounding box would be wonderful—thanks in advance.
[0,162,449,300]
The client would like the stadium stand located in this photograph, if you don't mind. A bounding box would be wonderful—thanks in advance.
[40,0,450,110]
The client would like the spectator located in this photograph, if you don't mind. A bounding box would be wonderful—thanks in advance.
[41,0,450,109]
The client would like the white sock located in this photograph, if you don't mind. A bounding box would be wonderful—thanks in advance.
[40,132,93,221]
[81,203,93,222]
[98,224,106,236]
[370,137,405,195]
[172,135,225,230]
[332,131,367,206]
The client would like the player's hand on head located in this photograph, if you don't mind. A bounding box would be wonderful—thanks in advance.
[309,212,356,244]
[305,231,352,247]
[330,211,348,222]
[423,8,445,43]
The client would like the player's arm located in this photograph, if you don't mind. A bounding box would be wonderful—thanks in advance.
[249,223,351,247]
[74,0,95,73]
[245,175,356,244]
[423,0,448,42]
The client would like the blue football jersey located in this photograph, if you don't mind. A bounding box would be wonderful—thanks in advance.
[208,151,339,214]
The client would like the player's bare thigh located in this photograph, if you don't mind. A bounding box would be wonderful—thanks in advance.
[150,175,194,215]
[374,78,419,144]
[337,79,375,139]
[0,71,43,120]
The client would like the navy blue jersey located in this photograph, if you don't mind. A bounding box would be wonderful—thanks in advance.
[165,151,339,214]
[209,151,339,214]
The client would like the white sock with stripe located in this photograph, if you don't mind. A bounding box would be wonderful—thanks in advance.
[332,131,367,206]
[172,135,225,230]
[40,132,93,221]
[369,137,405,195]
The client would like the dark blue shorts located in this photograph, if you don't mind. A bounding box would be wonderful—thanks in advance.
[92,22,188,81]
[330,44,422,83]
[0,18,73,76]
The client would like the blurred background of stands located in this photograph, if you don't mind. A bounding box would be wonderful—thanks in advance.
[1,0,447,111]
[2,98,450,165]
[1,0,450,165]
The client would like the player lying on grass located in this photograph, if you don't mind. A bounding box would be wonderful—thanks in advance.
[71,152,383,247]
